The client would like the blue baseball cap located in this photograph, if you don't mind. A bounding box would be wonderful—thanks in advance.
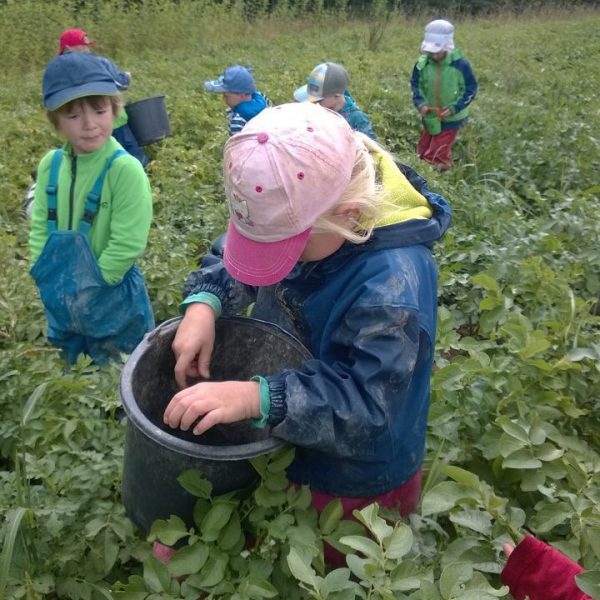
[204,65,255,94]
[43,53,119,110]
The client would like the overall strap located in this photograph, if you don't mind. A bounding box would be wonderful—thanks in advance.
[46,149,64,232]
[79,150,127,235]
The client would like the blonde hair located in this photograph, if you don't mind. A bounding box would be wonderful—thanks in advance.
[46,94,121,129]
[312,132,397,244]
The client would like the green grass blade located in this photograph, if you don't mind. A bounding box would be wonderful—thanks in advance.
[21,382,48,427]
[0,507,28,599]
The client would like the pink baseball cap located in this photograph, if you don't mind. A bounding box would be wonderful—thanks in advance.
[223,102,357,286]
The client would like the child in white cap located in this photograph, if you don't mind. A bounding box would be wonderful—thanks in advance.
[410,19,478,169]
[294,62,376,139]
[160,102,451,565]
[204,65,271,136]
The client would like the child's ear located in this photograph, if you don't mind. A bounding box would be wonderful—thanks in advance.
[335,207,361,222]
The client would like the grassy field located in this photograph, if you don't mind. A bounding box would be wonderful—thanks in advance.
[1,2,600,599]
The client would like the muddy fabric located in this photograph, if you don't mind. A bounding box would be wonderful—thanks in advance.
[183,164,451,497]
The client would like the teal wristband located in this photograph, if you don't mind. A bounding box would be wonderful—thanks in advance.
[180,292,222,318]
[250,375,270,429]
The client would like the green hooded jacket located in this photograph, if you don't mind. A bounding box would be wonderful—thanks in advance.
[410,48,478,127]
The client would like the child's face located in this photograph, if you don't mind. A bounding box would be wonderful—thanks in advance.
[299,230,346,262]
[317,94,345,112]
[222,92,250,109]
[65,45,92,54]
[55,96,114,155]
[426,50,447,62]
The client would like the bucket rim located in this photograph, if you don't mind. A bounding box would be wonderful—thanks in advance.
[125,95,167,107]
[120,316,309,460]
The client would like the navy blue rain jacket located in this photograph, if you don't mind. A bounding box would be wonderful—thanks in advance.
[184,166,451,497]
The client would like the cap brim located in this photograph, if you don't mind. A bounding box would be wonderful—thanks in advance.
[293,84,322,103]
[421,41,444,53]
[44,82,118,110]
[204,80,227,93]
[223,220,311,286]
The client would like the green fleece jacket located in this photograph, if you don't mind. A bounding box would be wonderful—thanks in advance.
[29,137,152,285]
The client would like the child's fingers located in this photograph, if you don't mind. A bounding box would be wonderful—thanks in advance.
[174,355,196,389]
[196,344,212,380]
[163,387,197,428]
[502,543,515,557]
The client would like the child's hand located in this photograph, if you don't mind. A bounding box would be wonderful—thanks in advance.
[419,105,433,116]
[440,108,452,118]
[502,543,515,558]
[163,380,260,435]
[172,303,216,389]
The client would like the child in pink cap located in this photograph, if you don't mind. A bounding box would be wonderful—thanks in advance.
[161,102,451,564]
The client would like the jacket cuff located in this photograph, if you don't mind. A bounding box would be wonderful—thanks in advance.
[265,375,287,425]
[180,292,222,318]
[183,283,228,306]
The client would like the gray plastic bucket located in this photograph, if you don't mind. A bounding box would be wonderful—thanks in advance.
[125,96,171,146]
[119,316,311,534]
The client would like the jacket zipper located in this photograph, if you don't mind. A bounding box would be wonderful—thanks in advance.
[68,155,77,230]
[434,63,442,119]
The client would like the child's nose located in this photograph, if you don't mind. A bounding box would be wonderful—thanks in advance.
[81,109,95,127]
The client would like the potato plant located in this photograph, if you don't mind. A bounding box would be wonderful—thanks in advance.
[1,2,599,599]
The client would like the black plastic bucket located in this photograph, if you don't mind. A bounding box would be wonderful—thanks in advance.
[120,316,311,534]
[125,96,172,146]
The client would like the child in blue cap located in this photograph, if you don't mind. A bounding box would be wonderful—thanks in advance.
[204,65,271,136]
[57,28,149,168]
[28,52,154,365]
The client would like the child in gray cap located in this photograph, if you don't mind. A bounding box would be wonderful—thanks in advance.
[294,62,376,139]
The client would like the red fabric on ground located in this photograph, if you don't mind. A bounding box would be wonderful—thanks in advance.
[417,128,458,168]
[152,542,177,563]
[501,535,590,600]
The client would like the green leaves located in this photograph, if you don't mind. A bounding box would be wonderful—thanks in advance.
[576,571,600,600]
[177,469,213,499]
[148,515,189,546]
[166,542,209,578]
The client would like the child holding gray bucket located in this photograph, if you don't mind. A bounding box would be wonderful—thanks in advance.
[57,28,149,168]
[204,64,271,136]
[410,19,478,169]
[160,102,451,565]
[28,52,154,365]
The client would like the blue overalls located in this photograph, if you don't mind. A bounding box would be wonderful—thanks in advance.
[30,149,155,364]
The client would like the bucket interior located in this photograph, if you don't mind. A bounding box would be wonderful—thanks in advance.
[126,317,311,448]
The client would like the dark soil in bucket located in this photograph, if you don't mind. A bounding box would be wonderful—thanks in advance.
[127,316,311,448]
